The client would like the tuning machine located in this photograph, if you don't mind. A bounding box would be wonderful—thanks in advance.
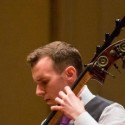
[96,45,101,54]
[115,19,121,28]
[119,42,125,69]
[105,33,110,43]
[110,40,125,69]
[122,57,125,69]
[93,55,114,77]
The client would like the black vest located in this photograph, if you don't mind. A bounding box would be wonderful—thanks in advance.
[85,95,113,122]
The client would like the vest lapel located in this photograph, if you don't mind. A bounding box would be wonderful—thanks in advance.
[85,96,113,121]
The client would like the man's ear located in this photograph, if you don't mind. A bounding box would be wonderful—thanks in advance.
[64,66,77,86]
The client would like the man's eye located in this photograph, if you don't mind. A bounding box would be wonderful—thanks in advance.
[42,80,48,84]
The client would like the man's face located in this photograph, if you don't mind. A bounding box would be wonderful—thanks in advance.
[31,56,68,106]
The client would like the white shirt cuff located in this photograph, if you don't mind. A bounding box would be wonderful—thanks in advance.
[74,111,98,125]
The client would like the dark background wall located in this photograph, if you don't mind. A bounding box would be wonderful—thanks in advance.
[0,0,125,125]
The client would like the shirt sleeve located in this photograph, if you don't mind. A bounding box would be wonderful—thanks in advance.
[74,103,125,125]
[98,103,125,125]
[74,111,98,125]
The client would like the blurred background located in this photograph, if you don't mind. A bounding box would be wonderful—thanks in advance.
[0,0,125,125]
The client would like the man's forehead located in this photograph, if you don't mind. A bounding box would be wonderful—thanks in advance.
[37,56,53,66]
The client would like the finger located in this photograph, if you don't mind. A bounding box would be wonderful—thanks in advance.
[55,97,64,105]
[64,86,75,95]
[51,105,62,111]
[58,90,67,99]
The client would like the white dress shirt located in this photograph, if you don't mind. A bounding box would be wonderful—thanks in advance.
[70,85,125,125]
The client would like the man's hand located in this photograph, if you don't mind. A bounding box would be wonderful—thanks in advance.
[51,86,86,120]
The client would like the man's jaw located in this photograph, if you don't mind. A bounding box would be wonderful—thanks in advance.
[45,98,57,106]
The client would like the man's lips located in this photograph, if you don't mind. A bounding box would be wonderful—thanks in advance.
[45,99,50,102]
[44,97,50,102]
[44,98,56,105]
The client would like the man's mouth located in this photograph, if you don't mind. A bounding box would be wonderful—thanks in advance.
[44,98,51,103]
[46,99,53,105]
[45,99,50,102]
[44,97,48,101]
[44,98,56,106]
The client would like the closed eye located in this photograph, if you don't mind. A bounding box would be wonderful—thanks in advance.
[42,80,49,84]
[35,78,49,86]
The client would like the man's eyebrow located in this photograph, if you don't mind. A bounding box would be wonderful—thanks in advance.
[36,77,49,82]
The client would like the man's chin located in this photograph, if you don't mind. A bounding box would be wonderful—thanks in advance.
[46,100,56,106]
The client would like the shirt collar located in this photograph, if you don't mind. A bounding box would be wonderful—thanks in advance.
[80,85,95,105]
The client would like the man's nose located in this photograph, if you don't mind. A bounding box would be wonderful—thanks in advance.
[36,85,45,97]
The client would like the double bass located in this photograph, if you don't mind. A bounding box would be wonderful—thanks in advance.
[43,16,125,125]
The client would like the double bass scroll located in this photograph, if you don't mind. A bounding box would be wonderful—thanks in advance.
[89,39,125,84]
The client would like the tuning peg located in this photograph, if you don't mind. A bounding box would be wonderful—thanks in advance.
[96,45,101,54]
[105,33,110,43]
[101,68,115,77]
[113,63,121,73]
[115,19,120,27]
[122,57,125,69]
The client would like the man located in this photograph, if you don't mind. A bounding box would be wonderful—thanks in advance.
[27,41,125,125]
